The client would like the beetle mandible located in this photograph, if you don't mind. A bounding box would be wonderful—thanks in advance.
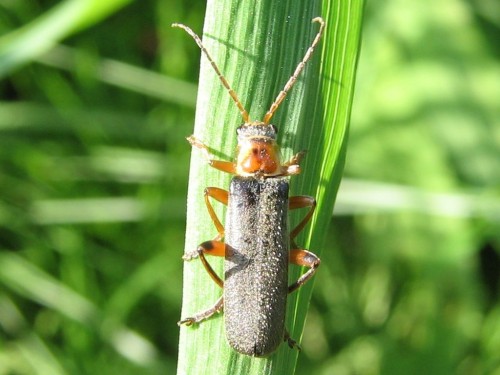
[173,17,324,357]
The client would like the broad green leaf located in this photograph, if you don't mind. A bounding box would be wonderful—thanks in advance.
[177,0,364,374]
[0,0,133,77]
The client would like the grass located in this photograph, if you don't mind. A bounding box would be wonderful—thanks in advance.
[1,0,499,374]
[0,0,134,77]
[176,0,364,374]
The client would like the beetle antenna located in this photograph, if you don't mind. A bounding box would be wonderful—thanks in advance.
[262,17,325,125]
[172,23,250,123]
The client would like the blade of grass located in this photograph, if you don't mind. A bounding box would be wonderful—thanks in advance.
[36,45,197,107]
[334,178,500,220]
[177,0,364,374]
[0,0,133,77]
[0,253,164,367]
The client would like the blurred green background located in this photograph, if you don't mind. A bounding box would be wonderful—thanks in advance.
[0,1,499,375]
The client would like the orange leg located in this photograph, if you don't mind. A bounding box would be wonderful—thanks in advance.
[180,240,226,325]
[283,150,307,167]
[182,240,225,287]
[180,185,229,324]
[203,187,228,239]
[280,150,307,176]
[289,195,316,243]
[187,135,236,174]
[288,249,321,293]
[183,186,228,273]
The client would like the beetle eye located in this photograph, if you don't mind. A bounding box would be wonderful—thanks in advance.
[271,124,278,134]
[236,125,243,134]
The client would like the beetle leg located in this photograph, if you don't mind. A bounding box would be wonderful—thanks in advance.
[204,187,228,238]
[183,187,228,286]
[288,249,321,293]
[284,328,301,351]
[178,296,224,326]
[280,150,307,176]
[289,195,316,244]
[183,240,225,288]
[283,150,307,167]
[179,186,228,325]
[187,135,236,174]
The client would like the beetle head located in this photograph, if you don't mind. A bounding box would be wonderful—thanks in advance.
[235,122,281,177]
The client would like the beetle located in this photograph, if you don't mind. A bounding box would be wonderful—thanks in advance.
[173,17,324,357]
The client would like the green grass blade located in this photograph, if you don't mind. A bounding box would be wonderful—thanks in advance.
[0,253,165,367]
[0,253,99,325]
[177,0,364,374]
[0,0,133,77]
[36,45,197,107]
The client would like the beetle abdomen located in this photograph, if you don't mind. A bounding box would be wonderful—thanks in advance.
[224,177,289,356]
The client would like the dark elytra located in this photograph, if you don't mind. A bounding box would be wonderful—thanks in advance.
[224,177,289,356]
